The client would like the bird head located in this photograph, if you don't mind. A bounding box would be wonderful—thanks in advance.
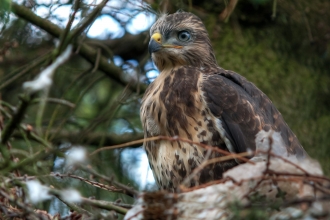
[149,12,217,72]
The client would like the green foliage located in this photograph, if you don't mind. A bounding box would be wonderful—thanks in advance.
[0,0,11,21]
[229,201,269,220]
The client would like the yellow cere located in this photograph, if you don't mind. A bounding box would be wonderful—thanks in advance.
[151,33,162,43]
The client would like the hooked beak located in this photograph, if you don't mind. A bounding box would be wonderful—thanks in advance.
[149,39,162,54]
[148,32,183,54]
[149,33,162,54]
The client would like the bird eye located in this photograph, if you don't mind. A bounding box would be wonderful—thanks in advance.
[178,31,191,42]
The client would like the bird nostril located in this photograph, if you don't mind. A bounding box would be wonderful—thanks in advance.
[152,33,162,44]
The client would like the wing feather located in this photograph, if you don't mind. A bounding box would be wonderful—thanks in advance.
[202,68,307,158]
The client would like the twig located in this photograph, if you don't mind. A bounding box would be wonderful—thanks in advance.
[47,188,92,216]
[264,131,274,174]
[0,188,44,219]
[91,135,254,164]
[267,171,330,182]
[51,173,124,193]
[0,149,50,174]
[201,151,252,169]
[68,0,109,42]
[272,0,277,20]
[1,94,33,145]
[181,151,253,188]
[32,97,76,108]
[110,202,133,209]
[81,197,128,215]
[11,174,133,210]
[0,107,11,119]
[219,0,238,22]
[272,154,309,174]
[0,52,51,90]
[57,0,81,54]
[179,178,228,192]
[90,136,158,155]
[0,100,16,112]
[11,179,93,216]
[91,48,101,73]
[12,129,144,147]
[0,94,35,169]
[79,164,138,198]
[20,124,53,149]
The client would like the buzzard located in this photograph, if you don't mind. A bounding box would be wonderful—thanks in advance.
[140,11,307,191]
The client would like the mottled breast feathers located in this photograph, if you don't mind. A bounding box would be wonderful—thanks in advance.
[141,11,307,191]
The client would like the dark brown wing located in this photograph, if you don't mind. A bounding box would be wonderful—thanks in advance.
[202,67,307,158]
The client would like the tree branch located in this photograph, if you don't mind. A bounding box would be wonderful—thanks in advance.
[81,197,128,215]
[10,2,147,93]
[1,94,34,150]
[13,129,144,147]
[86,31,150,61]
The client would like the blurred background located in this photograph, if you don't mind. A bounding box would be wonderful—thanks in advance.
[0,0,329,217]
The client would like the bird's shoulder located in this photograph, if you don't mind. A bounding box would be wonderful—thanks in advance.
[201,67,267,101]
[200,67,274,117]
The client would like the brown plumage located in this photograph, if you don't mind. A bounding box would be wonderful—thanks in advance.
[140,12,307,191]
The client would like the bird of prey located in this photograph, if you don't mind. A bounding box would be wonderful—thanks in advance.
[140,11,307,191]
